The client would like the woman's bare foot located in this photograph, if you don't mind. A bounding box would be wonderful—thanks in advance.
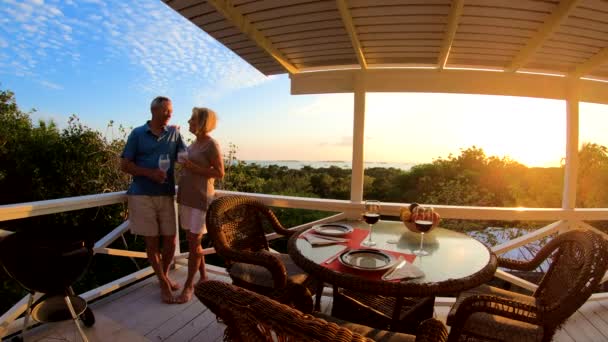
[177,286,194,304]
[195,275,208,287]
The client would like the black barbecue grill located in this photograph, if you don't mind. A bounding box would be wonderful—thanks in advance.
[0,227,95,341]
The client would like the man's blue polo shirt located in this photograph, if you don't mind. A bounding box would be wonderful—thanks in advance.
[121,122,186,196]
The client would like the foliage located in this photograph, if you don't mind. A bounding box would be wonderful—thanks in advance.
[0,88,136,313]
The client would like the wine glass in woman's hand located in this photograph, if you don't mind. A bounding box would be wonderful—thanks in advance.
[412,206,434,256]
[158,154,170,183]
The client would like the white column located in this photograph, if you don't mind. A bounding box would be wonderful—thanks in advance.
[350,71,366,203]
[562,79,580,213]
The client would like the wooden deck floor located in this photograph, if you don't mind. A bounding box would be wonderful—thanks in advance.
[16,266,608,342]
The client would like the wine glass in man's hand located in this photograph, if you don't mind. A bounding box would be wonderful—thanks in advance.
[158,154,170,183]
[361,200,380,247]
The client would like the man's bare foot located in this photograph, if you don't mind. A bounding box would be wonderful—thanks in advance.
[168,278,181,291]
[177,286,194,304]
[161,287,179,304]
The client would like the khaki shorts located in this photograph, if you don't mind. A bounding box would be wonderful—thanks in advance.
[128,195,176,237]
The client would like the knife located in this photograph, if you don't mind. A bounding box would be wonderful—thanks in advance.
[323,246,348,264]
[382,257,406,280]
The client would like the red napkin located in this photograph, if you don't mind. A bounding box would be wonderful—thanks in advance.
[300,227,416,281]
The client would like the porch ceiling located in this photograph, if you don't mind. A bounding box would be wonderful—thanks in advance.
[163,0,608,101]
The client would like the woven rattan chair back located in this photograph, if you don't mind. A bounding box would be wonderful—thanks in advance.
[206,196,275,257]
[533,229,608,326]
[196,280,373,342]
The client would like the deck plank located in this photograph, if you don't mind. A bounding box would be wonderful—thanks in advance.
[577,301,608,338]
[162,307,217,342]
[15,266,608,342]
[561,309,606,342]
[145,300,208,341]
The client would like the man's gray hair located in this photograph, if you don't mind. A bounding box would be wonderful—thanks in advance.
[150,96,170,111]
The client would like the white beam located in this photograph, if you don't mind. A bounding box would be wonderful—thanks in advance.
[562,79,579,210]
[205,0,298,74]
[495,269,538,292]
[0,191,126,222]
[507,0,580,72]
[290,68,608,105]
[572,47,608,78]
[438,0,464,69]
[336,0,367,69]
[93,248,148,258]
[350,72,366,203]
[93,220,130,249]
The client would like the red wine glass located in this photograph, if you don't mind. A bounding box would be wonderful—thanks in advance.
[361,200,380,247]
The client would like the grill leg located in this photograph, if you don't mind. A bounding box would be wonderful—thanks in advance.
[20,292,35,340]
[63,296,89,342]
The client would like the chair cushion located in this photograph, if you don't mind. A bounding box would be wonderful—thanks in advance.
[448,284,544,342]
[228,252,307,288]
[314,312,415,342]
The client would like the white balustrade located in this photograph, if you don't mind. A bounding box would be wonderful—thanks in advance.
[1,189,607,338]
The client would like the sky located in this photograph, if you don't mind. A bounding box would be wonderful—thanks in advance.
[2,0,608,167]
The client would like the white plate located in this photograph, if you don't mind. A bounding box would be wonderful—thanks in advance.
[339,249,395,271]
[312,223,354,237]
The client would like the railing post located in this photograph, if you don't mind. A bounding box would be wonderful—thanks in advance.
[350,70,366,209]
[561,78,580,233]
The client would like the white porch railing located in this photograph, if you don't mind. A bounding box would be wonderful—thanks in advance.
[0,190,607,338]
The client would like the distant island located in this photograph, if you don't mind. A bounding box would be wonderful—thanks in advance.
[243,160,416,170]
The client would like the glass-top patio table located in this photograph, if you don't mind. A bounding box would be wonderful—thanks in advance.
[288,220,498,298]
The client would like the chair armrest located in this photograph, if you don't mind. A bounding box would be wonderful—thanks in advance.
[223,248,288,289]
[450,294,539,331]
[498,232,575,271]
[257,203,294,237]
[415,318,448,342]
[498,256,546,271]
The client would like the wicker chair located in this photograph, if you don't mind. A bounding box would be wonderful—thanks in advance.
[446,229,608,342]
[196,280,449,342]
[206,195,318,313]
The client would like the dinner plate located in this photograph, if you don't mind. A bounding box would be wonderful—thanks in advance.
[312,223,354,237]
[339,249,395,271]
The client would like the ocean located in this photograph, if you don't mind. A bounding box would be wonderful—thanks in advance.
[242,160,416,171]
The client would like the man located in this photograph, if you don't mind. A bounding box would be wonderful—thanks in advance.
[121,96,186,304]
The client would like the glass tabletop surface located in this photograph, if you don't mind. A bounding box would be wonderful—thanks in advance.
[294,220,492,284]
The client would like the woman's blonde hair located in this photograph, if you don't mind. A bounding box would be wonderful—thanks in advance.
[192,107,217,135]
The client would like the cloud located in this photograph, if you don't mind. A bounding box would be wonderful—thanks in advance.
[38,79,63,90]
[0,0,270,99]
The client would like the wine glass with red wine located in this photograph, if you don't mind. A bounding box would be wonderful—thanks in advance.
[413,206,434,256]
[361,200,380,247]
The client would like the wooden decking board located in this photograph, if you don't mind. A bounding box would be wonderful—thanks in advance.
[16,266,608,342]
[189,318,225,342]
[577,301,608,338]
[163,307,217,342]
[562,310,607,342]
[553,328,576,342]
[145,299,207,340]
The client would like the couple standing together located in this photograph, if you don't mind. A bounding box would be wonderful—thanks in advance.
[120,96,224,304]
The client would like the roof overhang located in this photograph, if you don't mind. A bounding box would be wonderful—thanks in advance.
[291,68,608,104]
[164,0,608,104]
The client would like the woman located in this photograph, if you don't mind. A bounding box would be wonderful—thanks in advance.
[176,107,225,303]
